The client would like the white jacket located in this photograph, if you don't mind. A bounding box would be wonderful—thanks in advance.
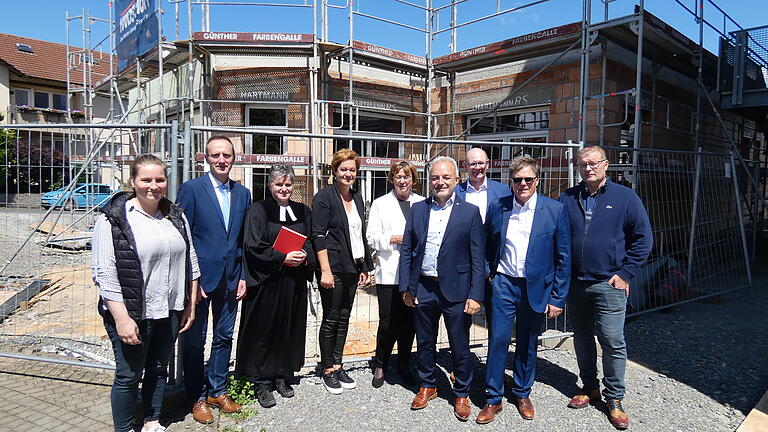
[366,190,426,285]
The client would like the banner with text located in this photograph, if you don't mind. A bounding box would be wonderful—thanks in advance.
[115,0,159,71]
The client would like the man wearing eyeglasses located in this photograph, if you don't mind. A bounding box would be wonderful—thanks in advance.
[558,146,652,430]
[476,156,571,424]
[455,148,511,345]
[456,148,511,223]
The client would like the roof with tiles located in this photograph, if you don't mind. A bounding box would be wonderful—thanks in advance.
[0,33,114,85]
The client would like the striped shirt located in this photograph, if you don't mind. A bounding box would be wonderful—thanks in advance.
[92,200,200,320]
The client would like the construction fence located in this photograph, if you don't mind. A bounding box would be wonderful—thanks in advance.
[0,123,755,372]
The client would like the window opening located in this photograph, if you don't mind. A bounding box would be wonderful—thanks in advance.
[16,43,33,54]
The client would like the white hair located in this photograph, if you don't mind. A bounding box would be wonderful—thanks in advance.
[430,156,459,177]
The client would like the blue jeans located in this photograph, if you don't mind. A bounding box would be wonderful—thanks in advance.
[567,279,627,400]
[105,313,180,432]
[485,274,545,404]
[182,279,238,400]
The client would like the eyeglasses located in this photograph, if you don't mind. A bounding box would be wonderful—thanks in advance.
[512,177,537,184]
[577,159,606,169]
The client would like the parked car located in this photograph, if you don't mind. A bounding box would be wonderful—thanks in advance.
[41,183,114,209]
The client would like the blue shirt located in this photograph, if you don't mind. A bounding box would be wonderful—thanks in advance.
[421,194,455,277]
[208,172,231,230]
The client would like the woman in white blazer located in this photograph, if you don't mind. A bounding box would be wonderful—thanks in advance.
[366,161,425,388]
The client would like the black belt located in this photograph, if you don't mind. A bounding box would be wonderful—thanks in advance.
[422,275,439,282]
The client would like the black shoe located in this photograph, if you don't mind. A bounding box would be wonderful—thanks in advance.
[371,367,385,388]
[397,364,416,386]
[322,371,343,395]
[335,368,356,390]
[256,385,276,408]
[275,378,295,398]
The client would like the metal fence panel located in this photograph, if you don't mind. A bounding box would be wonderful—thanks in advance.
[0,124,753,371]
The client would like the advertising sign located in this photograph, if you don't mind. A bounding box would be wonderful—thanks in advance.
[358,157,426,169]
[193,32,314,44]
[195,153,312,166]
[115,0,159,71]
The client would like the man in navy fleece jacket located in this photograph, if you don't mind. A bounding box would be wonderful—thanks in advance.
[558,146,652,430]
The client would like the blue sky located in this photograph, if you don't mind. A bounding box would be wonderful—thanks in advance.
[2,0,766,56]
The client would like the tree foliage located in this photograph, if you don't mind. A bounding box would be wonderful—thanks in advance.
[0,131,68,193]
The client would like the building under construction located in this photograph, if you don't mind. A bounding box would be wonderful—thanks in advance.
[0,0,766,368]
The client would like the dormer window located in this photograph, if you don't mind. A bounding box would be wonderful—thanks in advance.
[16,43,34,54]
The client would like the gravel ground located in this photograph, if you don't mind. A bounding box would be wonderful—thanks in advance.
[214,277,768,432]
[2,208,766,431]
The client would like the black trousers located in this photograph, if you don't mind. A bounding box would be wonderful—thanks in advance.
[319,273,358,369]
[372,284,415,369]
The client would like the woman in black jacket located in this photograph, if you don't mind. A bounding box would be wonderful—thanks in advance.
[312,148,373,394]
[92,154,199,432]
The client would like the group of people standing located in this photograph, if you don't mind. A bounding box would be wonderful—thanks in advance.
[92,135,651,432]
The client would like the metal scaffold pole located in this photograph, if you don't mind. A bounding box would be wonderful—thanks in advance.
[631,0,645,191]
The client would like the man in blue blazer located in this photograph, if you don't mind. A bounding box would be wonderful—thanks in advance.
[476,157,570,424]
[455,147,511,337]
[178,136,251,424]
[399,156,485,422]
[455,147,511,224]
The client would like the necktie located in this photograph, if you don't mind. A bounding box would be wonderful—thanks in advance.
[220,184,230,231]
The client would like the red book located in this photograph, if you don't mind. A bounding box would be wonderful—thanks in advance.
[273,226,307,254]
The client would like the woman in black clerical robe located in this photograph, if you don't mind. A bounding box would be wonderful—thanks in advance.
[236,164,315,409]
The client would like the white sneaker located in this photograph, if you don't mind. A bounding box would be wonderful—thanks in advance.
[141,424,166,432]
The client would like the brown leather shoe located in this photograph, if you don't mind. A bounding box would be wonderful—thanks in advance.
[568,388,602,409]
[454,397,471,421]
[191,400,213,424]
[475,403,502,424]
[411,387,438,410]
[207,393,241,414]
[606,399,629,429]
[514,397,535,420]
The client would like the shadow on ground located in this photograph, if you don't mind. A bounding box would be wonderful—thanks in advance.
[624,277,768,415]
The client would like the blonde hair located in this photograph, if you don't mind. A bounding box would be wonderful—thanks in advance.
[387,160,419,184]
[331,148,360,173]
[577,146,607,161]
[131,154,166,179]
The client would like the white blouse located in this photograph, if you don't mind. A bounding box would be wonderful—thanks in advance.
[366,190,425,284]
[346,201,365,260]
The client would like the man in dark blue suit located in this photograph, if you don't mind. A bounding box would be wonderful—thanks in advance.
[455,147,511,224]
[455,147,511,341]
[476,157,570,424]
[178,136,251,424]
[399,156,485,422]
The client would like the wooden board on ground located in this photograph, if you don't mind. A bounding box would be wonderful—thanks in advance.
[28,221,79,236]
[0,264,106,340]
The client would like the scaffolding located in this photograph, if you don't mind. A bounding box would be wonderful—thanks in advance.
[0,0,757,368]
[62,0,767,299]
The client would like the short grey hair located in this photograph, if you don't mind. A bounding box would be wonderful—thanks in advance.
[268,164,295,184]
[430,156,459,177]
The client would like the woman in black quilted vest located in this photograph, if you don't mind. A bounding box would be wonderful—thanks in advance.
[92,154,200,432]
